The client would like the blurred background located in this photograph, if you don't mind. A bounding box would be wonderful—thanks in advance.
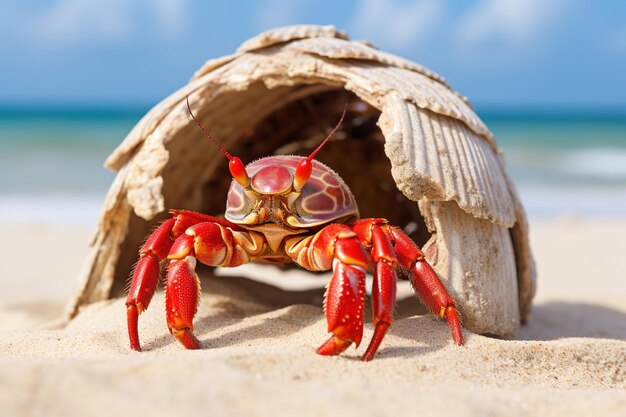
[1,0,625,227]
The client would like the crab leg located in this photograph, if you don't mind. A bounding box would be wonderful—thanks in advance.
[164,221,264,349]
[126,210,242,351]
[126,217,177,351]
[360,224,398,361]
[384,224,463,345]
[286,224,370,356]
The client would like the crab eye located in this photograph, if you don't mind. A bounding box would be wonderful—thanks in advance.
[229,157,250,188]
[293,159,312,192]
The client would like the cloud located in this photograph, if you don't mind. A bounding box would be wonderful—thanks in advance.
[457,0,564,49]
[33,0,132,44]
[253,0,301,31]
[2,0,189,48]
[609,27,626,55]
[149,0,189,39]
[350,0,443,51]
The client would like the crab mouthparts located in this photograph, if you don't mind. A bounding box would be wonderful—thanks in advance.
[253,195,291,224]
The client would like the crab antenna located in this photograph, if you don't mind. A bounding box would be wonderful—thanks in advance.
[186,95,233,160]
[186,95,250,188]
[293,103,348,193]
[307,102,348,161]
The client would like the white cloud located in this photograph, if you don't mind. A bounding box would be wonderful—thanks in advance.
[457,0,564,48]
[254,0,301,31]
[33,0,132,44]
[350,0,443,50]
[150,0,188,39]
[4,0,189,47]
[609,27,626,55]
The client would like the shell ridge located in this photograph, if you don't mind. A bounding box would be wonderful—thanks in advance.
[449,118,481,210]
[237,24,347,53]
[483,138,514,224]
[398,106,515,226]
[285,37,448,86]
[440,118,466,197]
[416,106,446,194]
[366,64,492,143]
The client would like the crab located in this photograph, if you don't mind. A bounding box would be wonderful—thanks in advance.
[125,98,463,361]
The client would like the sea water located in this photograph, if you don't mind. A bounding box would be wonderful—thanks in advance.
[0,107,137,226]
[0,107,625,225]
[489,111,626,218]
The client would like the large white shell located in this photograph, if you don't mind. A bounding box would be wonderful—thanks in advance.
[68,25,536,338]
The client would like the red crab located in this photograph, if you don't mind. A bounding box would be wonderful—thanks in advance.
[126,97,463,361]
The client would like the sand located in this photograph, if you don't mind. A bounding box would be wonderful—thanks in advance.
[0,218,625,416]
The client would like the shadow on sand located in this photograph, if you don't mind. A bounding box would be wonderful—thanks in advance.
[517,301,626,341]
[142,273,432,351]
[144,272,626,352]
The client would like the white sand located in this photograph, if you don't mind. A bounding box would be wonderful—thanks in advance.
[0,219,625,416]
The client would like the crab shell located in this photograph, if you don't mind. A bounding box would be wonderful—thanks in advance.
[225,156,358,228]
[69,24,536,341]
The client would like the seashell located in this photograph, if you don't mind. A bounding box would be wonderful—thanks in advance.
[67,24,536,338]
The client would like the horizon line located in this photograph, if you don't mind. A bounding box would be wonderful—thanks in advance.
[0,102,624,122]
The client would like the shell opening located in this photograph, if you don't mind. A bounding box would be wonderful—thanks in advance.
[111,86,433,306]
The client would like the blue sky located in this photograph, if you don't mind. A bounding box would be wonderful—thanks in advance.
[1,0,625,108]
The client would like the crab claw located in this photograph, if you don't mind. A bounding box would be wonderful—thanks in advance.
[317,246,368,356]
[126,254,161,351]
[165,253,201,350]
[316,335,354,356]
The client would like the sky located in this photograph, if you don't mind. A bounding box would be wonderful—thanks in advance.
[1,0,625,109]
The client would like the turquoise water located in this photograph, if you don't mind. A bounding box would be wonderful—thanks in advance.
[0,107,141,224]
[1,107,625,224]
[0,107,141,194]
[488,112,626,218]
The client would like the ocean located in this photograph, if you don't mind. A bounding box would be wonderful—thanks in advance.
[1,106,625,226]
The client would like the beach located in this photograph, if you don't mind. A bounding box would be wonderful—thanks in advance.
[0,217,624,416]
[1,109,625,415]
[2,2,626,414]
